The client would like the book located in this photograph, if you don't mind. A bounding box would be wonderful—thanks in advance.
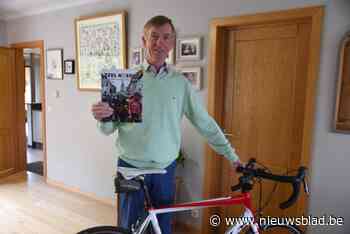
[101,68,143,122]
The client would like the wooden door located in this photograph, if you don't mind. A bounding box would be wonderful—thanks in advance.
[0,48,17,177]
[202,7,323,234]
[11,40,45,178]
[220,22,311,232]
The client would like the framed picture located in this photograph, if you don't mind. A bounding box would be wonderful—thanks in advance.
[131,47,144,67]
[177,37,201,61]
[165,49,175,65]
[46,48,63,80]
[75,11,127,91]
[64,60,75,74]
[180,67,202,90]
[334,32,350,133]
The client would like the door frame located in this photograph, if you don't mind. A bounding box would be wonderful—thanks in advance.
[201,6,324,233]
[11,40,47,179]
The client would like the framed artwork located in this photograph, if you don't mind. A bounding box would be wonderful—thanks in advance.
[177,37,201,61]
[75,11,127,91]
[64,60,75,74]
[165,48,175,65]
[131,47,144,67]
[334,32,350,133]
[46,48,63,80]
[180,67,202,90]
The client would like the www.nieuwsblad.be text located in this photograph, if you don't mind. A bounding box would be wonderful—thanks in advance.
[209,214,344,227]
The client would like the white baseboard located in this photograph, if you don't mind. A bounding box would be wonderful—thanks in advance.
[46,178,117,207]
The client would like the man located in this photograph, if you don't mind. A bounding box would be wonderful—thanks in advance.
[91,15,240,234]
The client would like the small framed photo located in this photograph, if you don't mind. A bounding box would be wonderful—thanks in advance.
[64,60,75,74]
[165,49,175,65]
[46,48,63,79]
[177,37,201,61]
[131,47,144,67]
[180,67,202,90]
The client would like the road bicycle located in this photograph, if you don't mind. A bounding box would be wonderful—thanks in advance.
[77,158,308,234]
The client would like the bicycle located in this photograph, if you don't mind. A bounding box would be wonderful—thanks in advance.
[77,158,309,234]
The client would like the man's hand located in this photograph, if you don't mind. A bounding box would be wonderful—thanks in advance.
[91,102,113,121]
[233,160,242,170]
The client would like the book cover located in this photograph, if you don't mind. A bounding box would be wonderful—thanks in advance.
[101,68,143,122]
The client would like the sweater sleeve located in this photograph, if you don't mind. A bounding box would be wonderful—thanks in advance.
[97,121,119,135]
[183,81,239,162]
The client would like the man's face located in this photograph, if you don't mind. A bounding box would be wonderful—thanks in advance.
[142,23,175,65]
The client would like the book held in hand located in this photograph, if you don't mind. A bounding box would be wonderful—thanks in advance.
[101,68,143,122]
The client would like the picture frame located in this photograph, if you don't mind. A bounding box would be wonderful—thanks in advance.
[334,32,350,133]
[46,48,63,80]
[64,60,75,74]
[179,67,202,90]
[75,11,127,91]
[131,47,144,67]
[177,37,201,61]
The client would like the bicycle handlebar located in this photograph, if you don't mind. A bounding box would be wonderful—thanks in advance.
[232,158,307,209]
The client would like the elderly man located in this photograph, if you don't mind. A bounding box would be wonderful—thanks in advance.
[91,15,240,234]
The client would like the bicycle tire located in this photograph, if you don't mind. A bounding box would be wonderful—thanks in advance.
[245,224,302,234]
[77,226,131,234]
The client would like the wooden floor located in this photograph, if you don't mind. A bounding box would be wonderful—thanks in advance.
[0,172,116,234]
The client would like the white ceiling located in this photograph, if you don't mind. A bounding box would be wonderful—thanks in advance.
[0,0,104,21]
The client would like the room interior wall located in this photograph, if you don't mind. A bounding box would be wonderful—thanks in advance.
[0,19,7,46]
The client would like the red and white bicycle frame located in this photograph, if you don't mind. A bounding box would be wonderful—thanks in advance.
[133,192,259,234]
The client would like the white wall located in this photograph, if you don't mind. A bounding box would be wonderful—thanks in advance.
[308,1,350,233]
[0,20,7,46]
[5,0,350,233]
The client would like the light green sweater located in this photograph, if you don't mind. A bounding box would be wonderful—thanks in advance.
[98,65,239,169]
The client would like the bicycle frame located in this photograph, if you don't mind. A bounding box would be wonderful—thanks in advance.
[132,192,259,234]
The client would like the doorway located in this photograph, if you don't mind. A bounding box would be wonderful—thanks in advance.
[201,6,323,234]
[24,48,44,176]
[11,40,47,179]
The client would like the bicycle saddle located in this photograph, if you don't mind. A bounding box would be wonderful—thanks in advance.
[117,166,166,180]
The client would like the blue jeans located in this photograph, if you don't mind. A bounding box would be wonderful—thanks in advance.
[117,159,176,234]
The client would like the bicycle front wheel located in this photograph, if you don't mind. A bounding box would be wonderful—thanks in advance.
[246,224,302,234]
[77,226,131,234]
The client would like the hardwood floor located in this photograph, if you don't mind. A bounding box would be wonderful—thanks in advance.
[0,172,116,234]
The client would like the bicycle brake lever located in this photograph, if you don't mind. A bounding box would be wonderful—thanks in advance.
[303,178,310,195]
